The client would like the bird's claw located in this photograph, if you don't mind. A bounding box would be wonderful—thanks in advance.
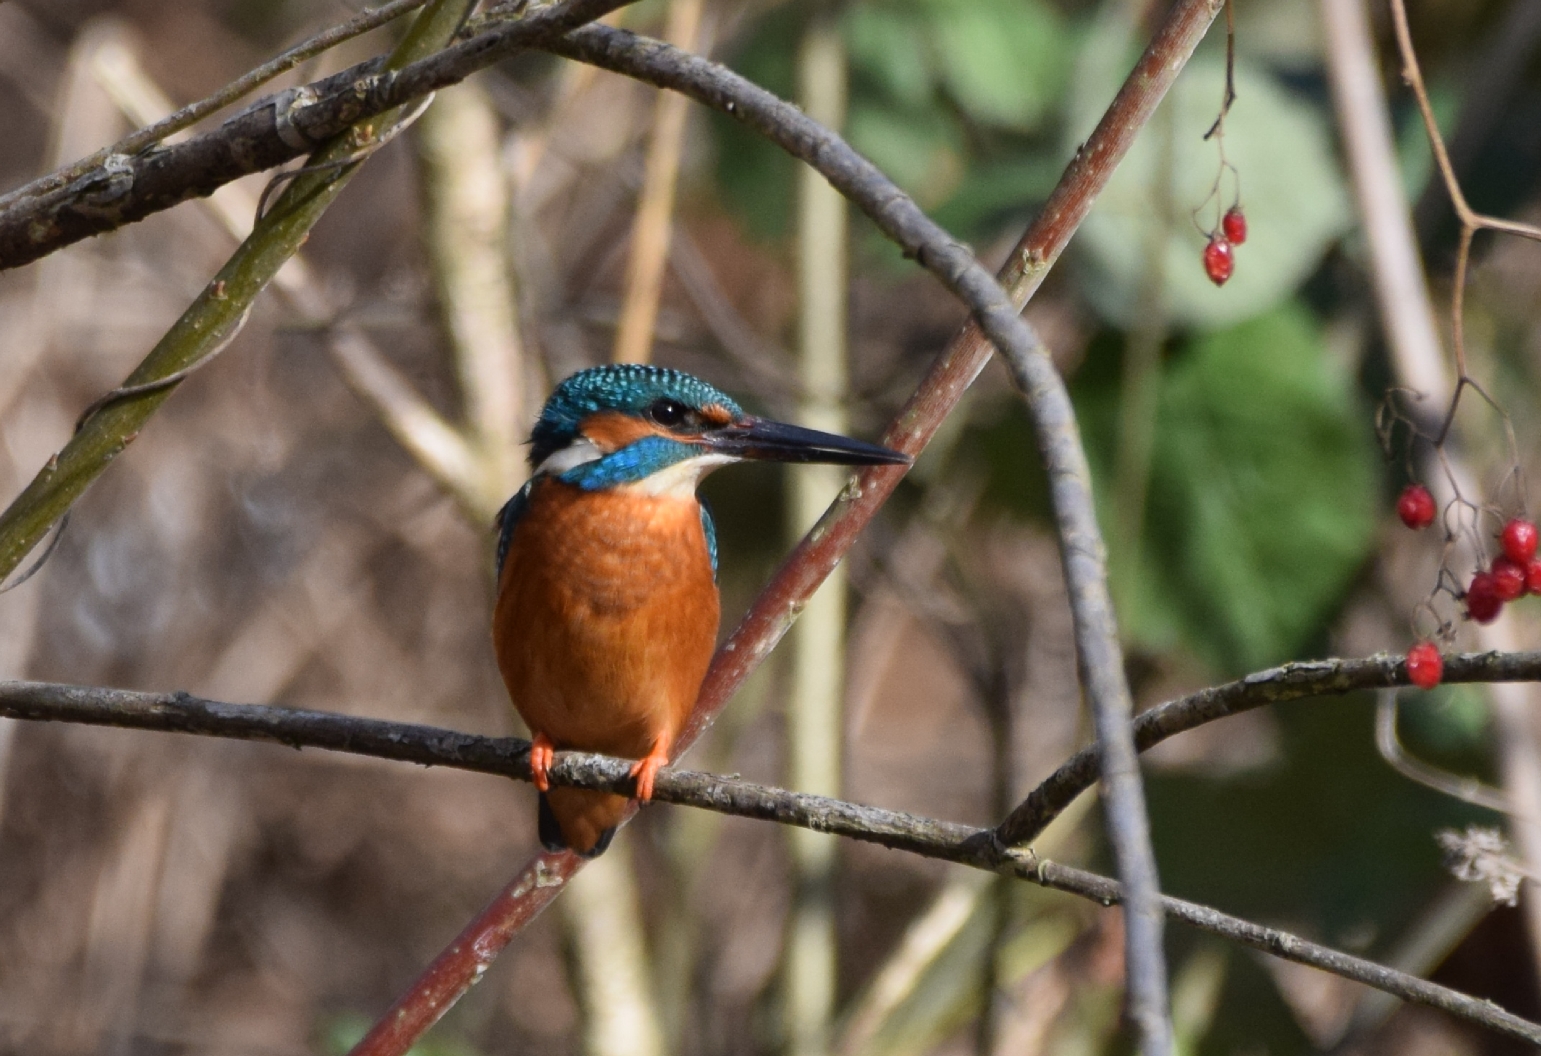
[628,744,670,802]
[530,732,555,792]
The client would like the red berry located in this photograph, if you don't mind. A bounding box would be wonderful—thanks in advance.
[1527,557,1541,595]
[1203,236,1234,286]
[1222,206,1247,245]
[1405,641,1443,690]
[1396,484,1437,530]
[1492,557,1527,601]
[1501,518,1538,564]
[1467,571,1504,624]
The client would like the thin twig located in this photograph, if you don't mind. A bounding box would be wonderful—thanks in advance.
[1387,0,1541,381]
[2,675,1540,1045]
[1200,0,1235,141]
[1411,0,1541,241]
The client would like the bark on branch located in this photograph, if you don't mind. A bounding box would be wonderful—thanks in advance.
[0,0,632,272]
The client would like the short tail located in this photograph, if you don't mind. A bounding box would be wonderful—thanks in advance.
[538,790,617,858]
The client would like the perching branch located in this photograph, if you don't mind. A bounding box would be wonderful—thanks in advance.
[3,674,1540,1046]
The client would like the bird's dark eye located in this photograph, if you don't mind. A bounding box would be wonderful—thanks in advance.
[648,398,688,427]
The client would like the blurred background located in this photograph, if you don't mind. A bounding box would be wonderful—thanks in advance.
[1,0,1540,1052]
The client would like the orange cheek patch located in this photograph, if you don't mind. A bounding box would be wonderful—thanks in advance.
[581,411,665,451]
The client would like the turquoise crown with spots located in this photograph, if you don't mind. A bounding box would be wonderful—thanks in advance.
[528,365,743,468]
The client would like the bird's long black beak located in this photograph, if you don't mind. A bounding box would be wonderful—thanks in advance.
[702,416,911,466]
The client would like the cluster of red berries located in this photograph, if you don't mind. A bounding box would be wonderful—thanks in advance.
[1203,206,1247,286]
[1463,517,1541,624]
[1397,483,1541,689]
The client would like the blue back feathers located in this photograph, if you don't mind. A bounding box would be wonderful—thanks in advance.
[528,365,743,468]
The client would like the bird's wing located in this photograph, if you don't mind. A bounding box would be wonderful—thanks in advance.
[699,499,718,580]
[494,478,537,582]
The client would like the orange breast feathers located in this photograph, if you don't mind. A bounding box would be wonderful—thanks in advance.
[492,478,720,850]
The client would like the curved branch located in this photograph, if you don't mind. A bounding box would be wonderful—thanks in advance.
[1,676,1538,1046]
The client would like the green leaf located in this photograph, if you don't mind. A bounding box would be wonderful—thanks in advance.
[1131,305,1378,672]
[921,0,1069,132]
[1069,41,1351,330]
[845,5,934,109]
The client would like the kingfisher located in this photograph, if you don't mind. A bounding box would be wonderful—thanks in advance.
[493,364,908,856]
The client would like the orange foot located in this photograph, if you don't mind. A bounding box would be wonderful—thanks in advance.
[628,741,671,802]
[529,732,556,792]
